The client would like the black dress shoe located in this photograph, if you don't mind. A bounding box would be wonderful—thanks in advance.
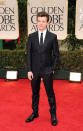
[25,113,39,122]
[51,114,58,126]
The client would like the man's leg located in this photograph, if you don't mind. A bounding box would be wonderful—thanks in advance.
[25,75,41,122]
[31,76,41,114]
[43,73,57,125]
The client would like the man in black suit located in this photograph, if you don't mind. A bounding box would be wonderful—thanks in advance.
[26,11,59,126]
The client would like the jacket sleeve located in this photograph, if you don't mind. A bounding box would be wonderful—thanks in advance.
[26,35,32,72]
[52,35,59,71]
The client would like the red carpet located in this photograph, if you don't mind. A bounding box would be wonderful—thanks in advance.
[0,79,83,131]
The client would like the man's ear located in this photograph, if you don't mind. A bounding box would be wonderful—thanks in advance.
[47,21,50,28]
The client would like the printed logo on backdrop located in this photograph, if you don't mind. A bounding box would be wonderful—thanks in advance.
[0,0,19,39]
[75,0,83,39]
[27,0,68,40]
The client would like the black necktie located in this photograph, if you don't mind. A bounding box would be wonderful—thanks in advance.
[40,33,43,46]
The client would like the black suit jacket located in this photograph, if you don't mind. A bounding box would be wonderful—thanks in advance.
[26,30,59,75]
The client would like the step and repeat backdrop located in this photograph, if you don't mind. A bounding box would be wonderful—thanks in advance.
[0,0,19,39]
[27,0,68,40]
[75,0,83,39]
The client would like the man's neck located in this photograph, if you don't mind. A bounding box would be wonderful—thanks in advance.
[38,28,47,33]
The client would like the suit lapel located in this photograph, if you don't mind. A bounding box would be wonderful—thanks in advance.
[35,31,39,43]
[44,30,50,46]
[34,31,40,50]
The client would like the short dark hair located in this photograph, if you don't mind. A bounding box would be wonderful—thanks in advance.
[37,11,49,22]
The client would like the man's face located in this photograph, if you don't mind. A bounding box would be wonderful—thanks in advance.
[37,16,48,32]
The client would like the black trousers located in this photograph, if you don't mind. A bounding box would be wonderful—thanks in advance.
[31,72,56,116]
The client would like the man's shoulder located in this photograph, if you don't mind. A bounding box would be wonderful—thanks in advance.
[48,31,57,38]
[28,31,37,38]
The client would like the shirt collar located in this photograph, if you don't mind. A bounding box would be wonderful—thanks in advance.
[38,29,47,36]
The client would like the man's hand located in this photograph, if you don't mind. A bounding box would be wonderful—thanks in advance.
[53,70,55,74]
[28,72,33,80]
